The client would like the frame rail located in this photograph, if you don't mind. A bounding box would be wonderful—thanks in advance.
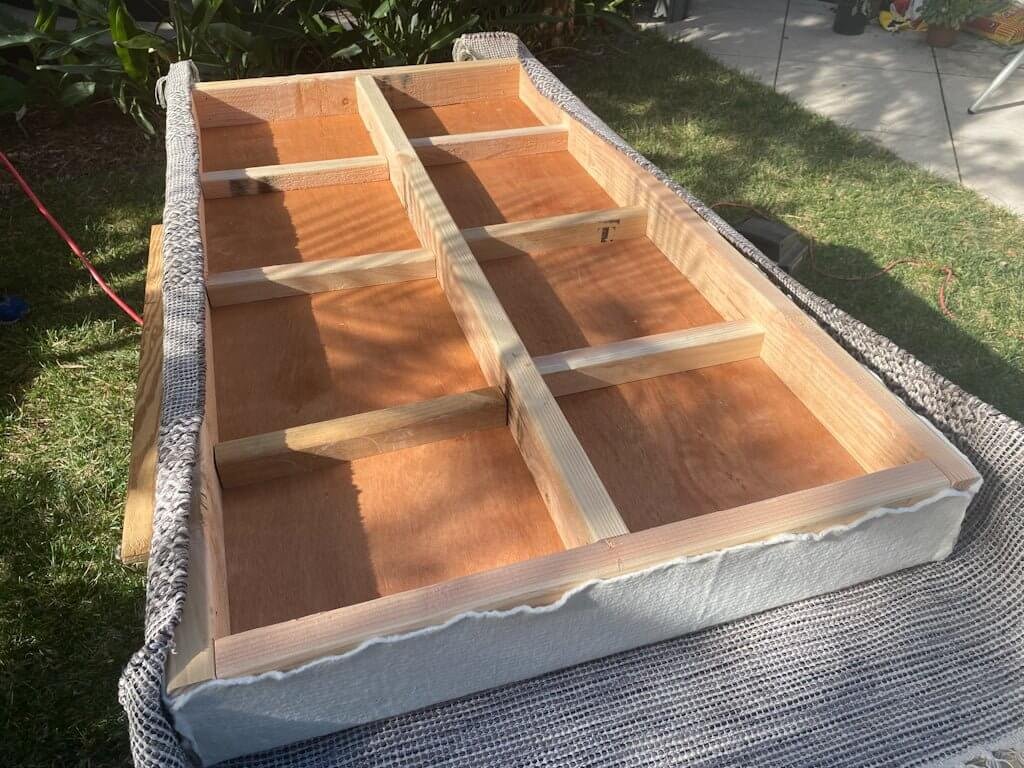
[354,72,630,549]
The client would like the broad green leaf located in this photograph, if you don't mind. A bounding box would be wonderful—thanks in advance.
[59,79,96,107]
[0,74,27,113]
[107,0,148,82]
[0,32,47,49]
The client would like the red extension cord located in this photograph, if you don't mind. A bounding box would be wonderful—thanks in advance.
[1,150,144,326]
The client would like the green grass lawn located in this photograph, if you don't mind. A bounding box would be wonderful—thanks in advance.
[1,32,1021,766]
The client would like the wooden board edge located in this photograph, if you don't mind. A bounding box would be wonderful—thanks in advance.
[213,459,951,678]
[464,206,647,262]
[120,224,163,566]
[535,320,764,397]
[205,249,434,307]
[411,125,568,167]
[200,156,388,198]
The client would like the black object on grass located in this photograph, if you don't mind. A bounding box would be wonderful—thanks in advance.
[736,216,809,274]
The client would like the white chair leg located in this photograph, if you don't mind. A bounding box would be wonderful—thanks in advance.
[968,46,1024,114]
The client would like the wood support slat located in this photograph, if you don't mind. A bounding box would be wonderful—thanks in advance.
[535,320,764,397]
[204,207,645,307]
[120,225,163,566]
[200,156,387,198]
[206,249,434,307]
[355,73,630,548]
[215,459,951,677]
[411,125,567,167]
[566,121,980,492]
[215,388,507,489]
[463,206,647,262]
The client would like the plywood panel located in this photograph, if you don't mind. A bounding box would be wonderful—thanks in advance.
[201,113,376,171]
[396,98,542,138]
[211,281,488,441]
[428,152,616,229]
[203,181,420,273]
[484,238,724,356]
[558,360,865,532]
[221,428,564,632]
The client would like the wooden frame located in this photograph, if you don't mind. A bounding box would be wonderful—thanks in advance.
[123,59,979,694]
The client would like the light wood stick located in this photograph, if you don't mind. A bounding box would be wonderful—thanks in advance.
[411,125,567,167]
[535,320,764,397]
[215,388,507,488]
[463,207,647,262]
[205,249,434,307]
[200,156,387,198]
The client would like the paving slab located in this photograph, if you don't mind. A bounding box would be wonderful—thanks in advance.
[781,5,936,73]
[662,5,786,59]
[933,35,1024,80]
[708,53,779,85]
[857,129,961,181]
[776,60,949,138]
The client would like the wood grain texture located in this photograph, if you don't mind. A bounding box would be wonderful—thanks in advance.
[411,125,567,167]
[206,248,433,306]
[219,428,564,633]
[482,237,725,357]
[203,181,420,273]
[463,207,647,262]
[210,281,488,441]
[518,67,565,127]
[216,387,507,487]
[355,75,629,548]
[120,225,163,566]
[428,152,617,229]
[356,74,419,204]
[215,459,950,677]
[200,156,387,198]
[193,60,521,127]
[535,320,764,397]
[396,97,543,138]
[567,120,979,491]
[200,113,377,171]
[559,359,865,532]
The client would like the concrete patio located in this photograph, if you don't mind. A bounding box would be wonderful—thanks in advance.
[659,0,1024,215]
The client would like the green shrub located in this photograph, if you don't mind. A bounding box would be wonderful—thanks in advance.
[920,0,1003,28]
[0,0,634,134]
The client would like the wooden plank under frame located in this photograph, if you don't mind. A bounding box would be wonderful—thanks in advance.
[120,225,163,566]
[354,72,630,549]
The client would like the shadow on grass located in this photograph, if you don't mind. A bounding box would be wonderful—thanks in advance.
[0,465,144,766]
[553,32,1024,420]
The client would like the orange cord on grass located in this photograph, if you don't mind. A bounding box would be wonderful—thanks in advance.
[711,201,958,320]
[0,150,144,326]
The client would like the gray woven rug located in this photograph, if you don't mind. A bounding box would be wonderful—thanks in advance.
[118,35,1024,768]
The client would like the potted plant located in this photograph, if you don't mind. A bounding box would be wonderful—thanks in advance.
[920,0,989,46]
[833,0,873,35]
